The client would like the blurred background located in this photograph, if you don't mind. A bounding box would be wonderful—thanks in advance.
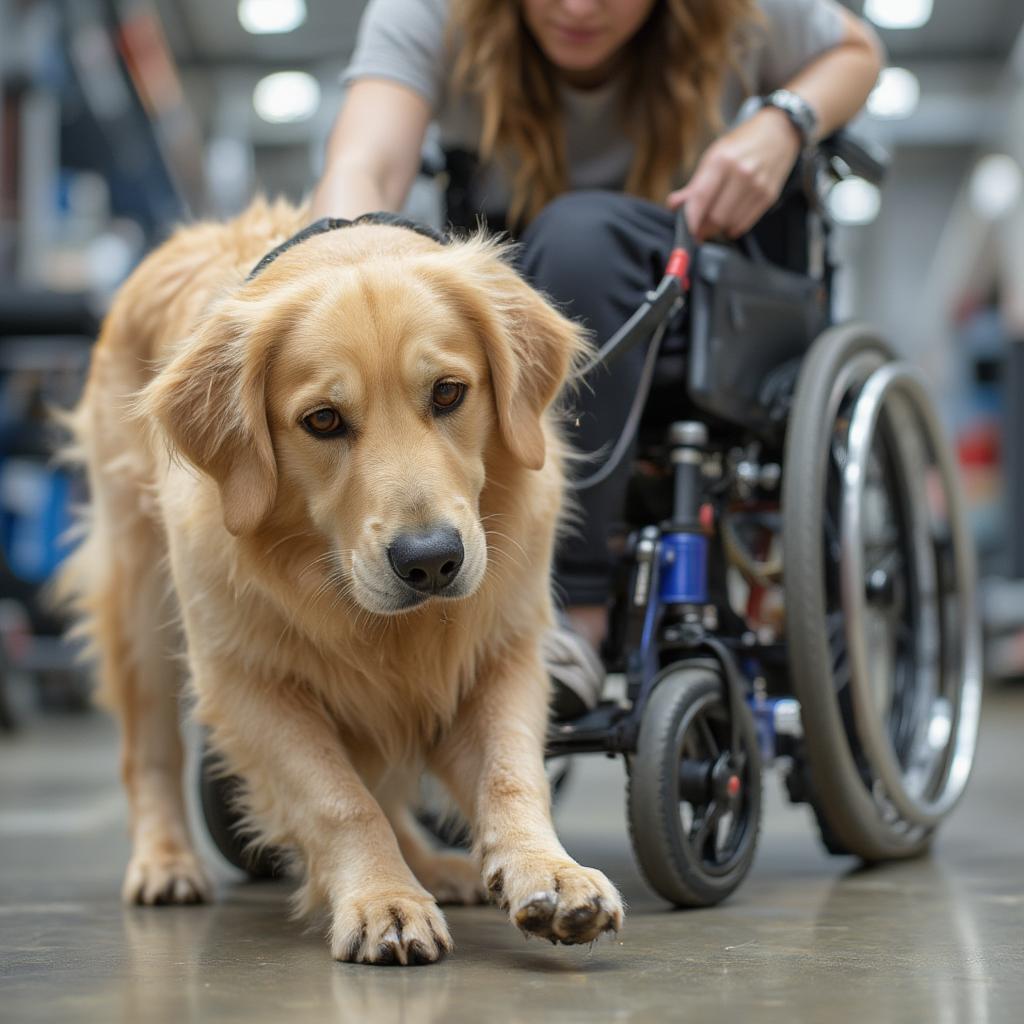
[3,0,1023,724]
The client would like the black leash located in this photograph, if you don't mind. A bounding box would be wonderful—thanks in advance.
[570,207,695,491]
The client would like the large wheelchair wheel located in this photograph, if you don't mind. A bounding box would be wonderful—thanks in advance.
[783,324,982,861]
[627,665,762,907]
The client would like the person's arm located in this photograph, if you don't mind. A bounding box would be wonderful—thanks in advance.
[670,5,885,240]
[310,78,432,220]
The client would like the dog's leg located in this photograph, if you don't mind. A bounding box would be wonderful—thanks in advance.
[387,806,485,906]
[195,668,452,965]
[430,646,623,945]
[98,522,209,906]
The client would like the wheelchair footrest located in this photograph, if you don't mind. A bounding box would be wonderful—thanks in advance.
[547,701,628,757]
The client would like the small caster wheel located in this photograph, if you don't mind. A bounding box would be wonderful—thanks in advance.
[627,665,762,907]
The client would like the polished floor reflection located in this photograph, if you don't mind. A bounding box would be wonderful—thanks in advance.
[2,685,1023,1023]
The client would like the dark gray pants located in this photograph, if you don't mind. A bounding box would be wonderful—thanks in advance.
[518,190,677,606]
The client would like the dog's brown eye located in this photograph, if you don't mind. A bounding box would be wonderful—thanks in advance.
[302,408,347,437]
[432,380,466,414]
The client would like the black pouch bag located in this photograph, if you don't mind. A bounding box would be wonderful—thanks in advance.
[685,242,829,434]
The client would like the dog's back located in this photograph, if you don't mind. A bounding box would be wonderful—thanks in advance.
[55,199,304,903]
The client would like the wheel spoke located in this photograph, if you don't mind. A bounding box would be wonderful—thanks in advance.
[681,732,697,760]
[697,715,720,758]
[828,613,850,693]
[823,503,842,564]
[689,800,724,858]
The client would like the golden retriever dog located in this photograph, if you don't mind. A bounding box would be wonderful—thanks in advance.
[58,198,624,964]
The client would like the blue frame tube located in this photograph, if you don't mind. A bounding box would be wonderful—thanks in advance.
[658,531,708,605]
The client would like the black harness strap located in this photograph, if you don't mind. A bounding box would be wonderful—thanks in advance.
[246,212,450,281]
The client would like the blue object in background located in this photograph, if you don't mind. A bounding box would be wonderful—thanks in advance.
[0,459,74,584]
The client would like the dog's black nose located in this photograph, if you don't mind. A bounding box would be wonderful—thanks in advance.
[388,527,464,593]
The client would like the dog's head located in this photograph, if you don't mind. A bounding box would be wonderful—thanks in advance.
[142,224,587,615]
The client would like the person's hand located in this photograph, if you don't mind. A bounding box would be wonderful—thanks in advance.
[667,108,803,241]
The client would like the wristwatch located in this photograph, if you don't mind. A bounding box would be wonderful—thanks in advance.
[738,90,820,147]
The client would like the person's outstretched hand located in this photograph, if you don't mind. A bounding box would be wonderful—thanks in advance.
[667,108,803,241]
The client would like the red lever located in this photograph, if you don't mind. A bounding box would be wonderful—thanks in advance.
[665,247,690,289]
[699,503,714,534]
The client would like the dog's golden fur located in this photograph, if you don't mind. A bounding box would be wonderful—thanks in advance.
[58,197,623,963]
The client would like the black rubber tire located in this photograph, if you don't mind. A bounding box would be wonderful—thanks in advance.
[782,323,934,861]
[200,753,568,871]
[627,666,762,907]
[199,748,282,880]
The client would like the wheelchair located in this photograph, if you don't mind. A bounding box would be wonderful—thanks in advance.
[198,132,982,908]
[540,130,982,906]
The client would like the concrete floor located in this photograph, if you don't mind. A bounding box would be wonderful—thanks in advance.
[2,686,1023,1024]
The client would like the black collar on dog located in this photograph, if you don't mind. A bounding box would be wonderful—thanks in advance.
[246,212,450,281]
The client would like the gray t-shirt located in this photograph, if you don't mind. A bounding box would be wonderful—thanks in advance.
[344,0,845,215]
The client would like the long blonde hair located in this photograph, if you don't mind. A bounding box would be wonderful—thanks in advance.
[451,0,757,226]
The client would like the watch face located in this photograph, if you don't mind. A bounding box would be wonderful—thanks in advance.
[770,90,817,142]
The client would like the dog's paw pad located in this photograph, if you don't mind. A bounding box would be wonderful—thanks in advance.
[553,894,617,944]
[500,859,623,945]
[122,850,211,906]
[332,895,452,966]
[550,866,623,944]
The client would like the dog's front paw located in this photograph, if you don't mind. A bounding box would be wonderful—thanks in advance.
[331,890,453,965]
[122,847,211,906]
[486,854,623,945]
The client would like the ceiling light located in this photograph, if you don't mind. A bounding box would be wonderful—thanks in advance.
[867,67,920,119]
[253,71,320,123]
[827,177,882,226]
[238,0,306,35]
[863,0,933,30]
[969,154,1023,221]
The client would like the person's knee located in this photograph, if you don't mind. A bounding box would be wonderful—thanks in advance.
[519,191,630,299]
[522,190,627,251]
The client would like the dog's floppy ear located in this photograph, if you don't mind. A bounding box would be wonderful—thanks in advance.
[139,296,279,536]
[433,238,590,471]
